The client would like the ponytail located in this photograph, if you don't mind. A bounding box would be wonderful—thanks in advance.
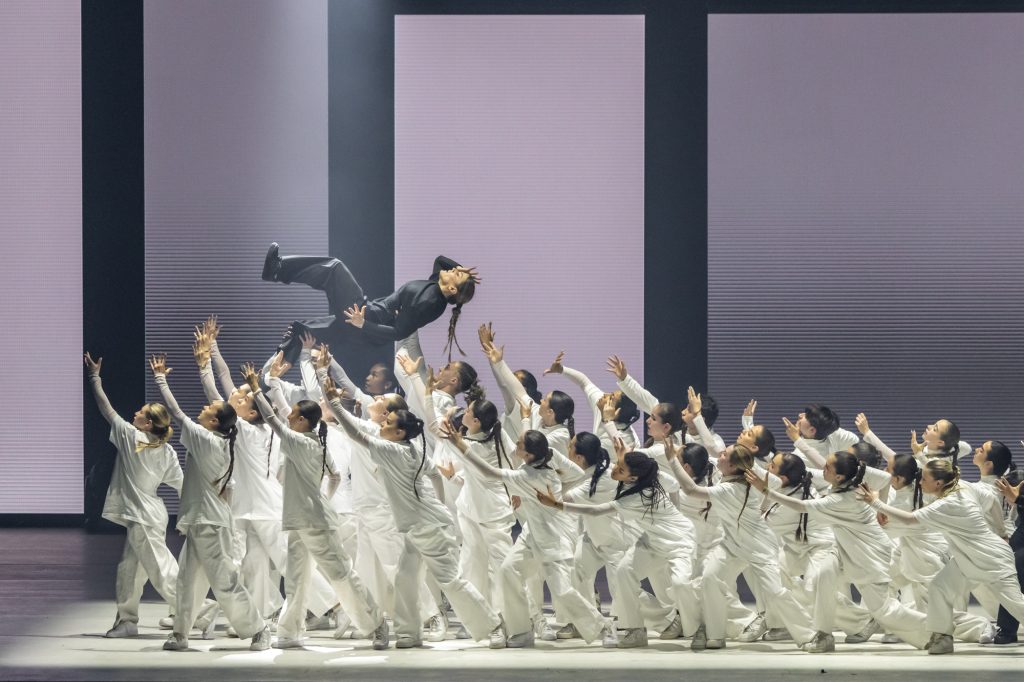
[831,452,866,494]
[443,304,466,362]
[213,425,238,495]
[318,420,330,481]
[391,410,427,499]
[573,432,610,498]
[137,403,174,452]
[795,471,813,541]
[893,454,925,510]
[266,430,275,478]
[614,452,664,519]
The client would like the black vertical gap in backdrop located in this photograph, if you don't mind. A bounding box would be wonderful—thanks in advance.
[327,0,707,413]
[79,0,145,532]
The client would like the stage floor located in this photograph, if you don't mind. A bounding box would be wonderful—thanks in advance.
[1,528,1021,681]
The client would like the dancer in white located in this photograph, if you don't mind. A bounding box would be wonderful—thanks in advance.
[860,459,1024,654]
[242,364,389,650]
[85,352,182,638]
[322,365,507,649]
[149,355,270,652]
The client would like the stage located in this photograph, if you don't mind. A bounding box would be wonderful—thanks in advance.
[0,528,1020,682]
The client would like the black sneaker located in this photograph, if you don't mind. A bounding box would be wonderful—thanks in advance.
[993,628,1019,646]
[262,243,281,281]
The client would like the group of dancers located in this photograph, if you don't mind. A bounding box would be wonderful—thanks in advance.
[83,247,1024,654]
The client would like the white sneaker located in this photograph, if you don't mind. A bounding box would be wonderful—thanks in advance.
[880,633,903,644]
[158,616,175,630]
[333,612,352,640]
[738,613,767,642]
[618,627,648,649]
[426,612,448,642]
[706,638,726,649]
[249,626,272,651]
[200,614,217,640]
[506,630,535,648]
[556,623,581,639]
[104,621,138,638]
[691,624,707,651]
[372,619,390,650]
[226,625,238,638]
[163,633,189,651]
[845,619,879,644]
[396,635,423,648]
[659,614,682,640]
[273,636,303,649]
[455,624,471,640]
[979,622,998,645]
[534,619,557,641]
[601,623,619,648]
[800,631,835,653]
[194,603,220,640]
[305,613,332,631]
[489,618,507,649]
[928,633,954,655]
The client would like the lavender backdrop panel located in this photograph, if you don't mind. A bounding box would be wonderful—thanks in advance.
[0,1,81,513]
[145,0,328,513]
[395,15,645,418]
[708,14,1024,478]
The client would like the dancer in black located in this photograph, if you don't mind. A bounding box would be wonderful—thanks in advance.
[262,244,479,363]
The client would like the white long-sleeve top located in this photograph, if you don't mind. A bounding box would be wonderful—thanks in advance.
[882,485,948,583]
[253,388,340,531]
[91,372,182,530]
[794,428,860,462]
[881,489,1016,582]
[501,463,576,561]
[559,366,640,454]
[328,398,451,533]
[568,485,696,558]
[703,477,780,565]
[789,488,894,585]
[962,477,1010,539]
[564,466,636,552]
[760,480,835,560]
[154,374,233,532]
[325,427,354,515]
[199,367,282,522]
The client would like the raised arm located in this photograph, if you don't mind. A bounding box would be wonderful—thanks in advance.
[478,322,531,413]
[84,353,119,425]
[297,333,324,403]
[544,351,603,410]
[858,484,919,525]
[606,355,658,414]
[203,316,238,398]
[439,420,506,482]
[787,417,827,468]
[192,328,224,404]
[149,355,190,424]
[241,363,290,440]
[855,413,898,465]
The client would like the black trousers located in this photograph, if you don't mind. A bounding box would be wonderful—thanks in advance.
[276,256,386,368]
[996,524,1024,633]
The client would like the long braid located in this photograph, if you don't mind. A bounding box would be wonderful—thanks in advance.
[795,471,813,542]
[318,421,330,481]
[266,430,274,478]
[412,431,427,500]
[214,425,238,495]
[443,304,466,362]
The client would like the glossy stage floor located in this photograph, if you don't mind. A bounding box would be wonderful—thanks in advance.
[0,528,1021,681]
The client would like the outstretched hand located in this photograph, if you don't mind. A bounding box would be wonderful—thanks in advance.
[782,417,801,442]
[455,265,481,285]
[743,399,757,418]
[856,483,878,505]
[910,430,925,455]
[84,352,102,376]
[269,352,292,379]
[395,353,423,378]
[543,351,565,376]
[687,386,702,416]
[149,354,171,376]
[744,468,769,493]
[240,362,260,392]
[323,376,345,403]
[996,477,1022,505]
[300,331,317,351]
[313,344,332,371]
[439,418,465,451]
[605,355,627,381]
[343,304,366,329]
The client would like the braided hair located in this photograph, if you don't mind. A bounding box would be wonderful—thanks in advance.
[210,402,239,495]
[614,452,665,519]
[573,432,611,498]
[892,454,924,509]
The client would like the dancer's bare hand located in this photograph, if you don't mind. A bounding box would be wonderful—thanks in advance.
[605,355,627,381]
[84,352,102,376]
[343,304,365,328]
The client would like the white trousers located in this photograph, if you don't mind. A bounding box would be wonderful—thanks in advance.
[394,523,500,640]
[114,522,178,625]
[703,546,815,645]
[573,534,626,617]
[277,528,381,640]
[459,514,514,612]
[174,524,264,639]
[612,539,701,636]
[930,559,1024,636]
[847,579,928,648]
[500,539,606,642]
